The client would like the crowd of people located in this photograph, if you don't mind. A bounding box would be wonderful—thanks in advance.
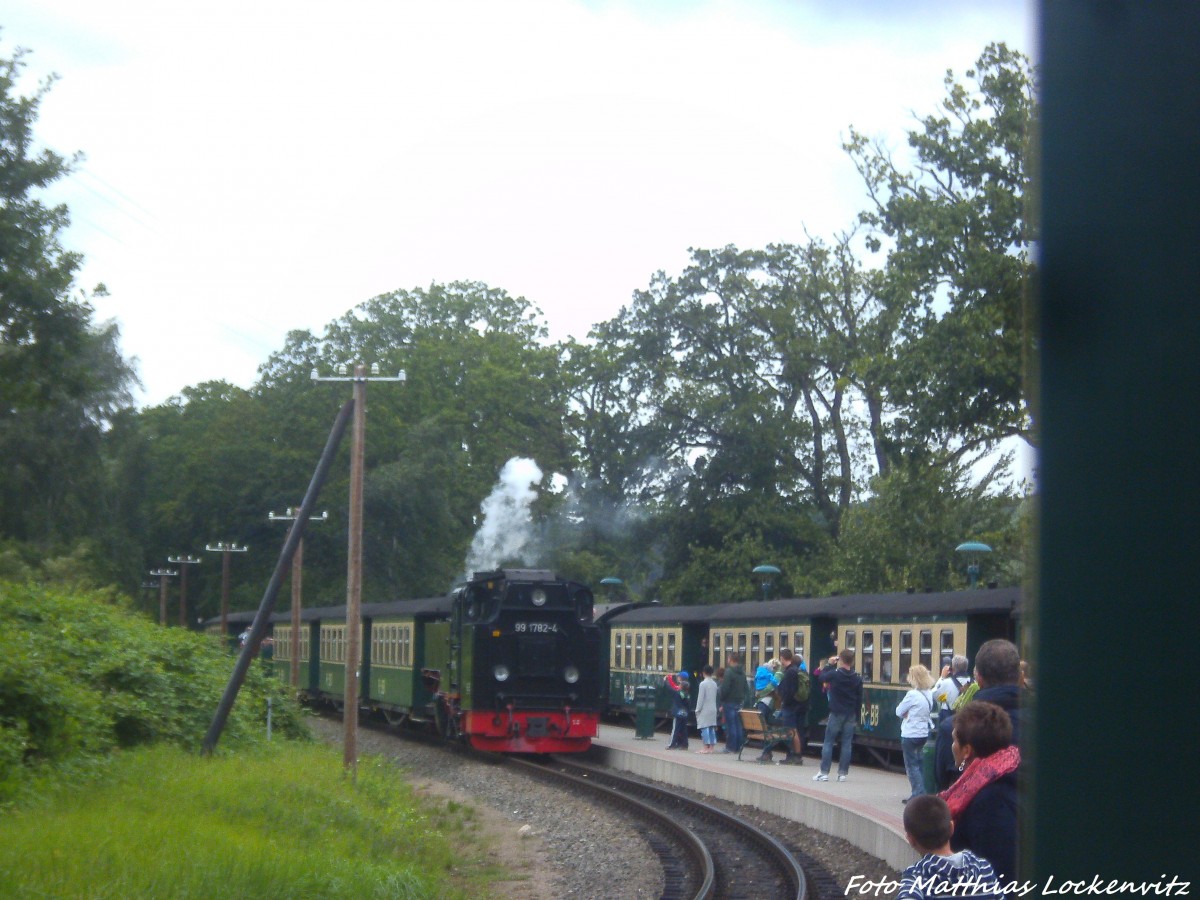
[661,637,1028,893]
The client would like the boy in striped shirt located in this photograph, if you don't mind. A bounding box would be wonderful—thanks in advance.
[899,795,1001,899]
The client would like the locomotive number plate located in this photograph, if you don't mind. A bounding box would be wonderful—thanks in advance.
[513,622,558,633]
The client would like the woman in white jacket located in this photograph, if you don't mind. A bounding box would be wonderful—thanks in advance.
[896,664,936,802]
[694,665,720,754]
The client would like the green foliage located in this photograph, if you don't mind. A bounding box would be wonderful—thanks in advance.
[846,42,1036,457]
[580,240,894,542]
[653,496,832,604]
[0,742,494,898]
[826,455,1025,593]
[0,43,139,575]
[0,581,306,803]
[127,281,574,609]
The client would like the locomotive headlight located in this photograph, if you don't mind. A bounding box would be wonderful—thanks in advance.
[564,665,580,684]
[493,664,511,682]
[532,588,547,607]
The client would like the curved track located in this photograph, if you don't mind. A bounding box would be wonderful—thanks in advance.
[342,710,811,899]
[509,755,806,900]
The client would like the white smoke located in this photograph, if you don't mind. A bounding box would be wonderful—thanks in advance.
[463,457,544,579]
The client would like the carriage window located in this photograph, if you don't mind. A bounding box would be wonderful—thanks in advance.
[899,630,912,682]
[919,629,933,671]
[750,632,761,670]
[668,633,677,673]
[635,633,643,670]
[657,632,666,670]
[862,630,874,681]
[844,630,856,658]
[940,630,955,669]
[737,633,746,661]
[764,632,775,662]
[779,632,788,656]
[794,631,805,662]
[646,633,655,669]
[880,631,893,683]
[712,632,722,669]
[625,632,632,669]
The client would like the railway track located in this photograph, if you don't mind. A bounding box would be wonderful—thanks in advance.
[342,710,847,899]
[508,755,806,900]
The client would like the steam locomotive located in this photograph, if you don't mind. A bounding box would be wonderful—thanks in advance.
[257,569,603,754]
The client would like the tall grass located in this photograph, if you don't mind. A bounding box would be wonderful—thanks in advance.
[0,742,498,899]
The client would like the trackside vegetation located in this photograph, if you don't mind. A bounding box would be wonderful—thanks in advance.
[0,582,527,897]
[0,743,490,899]
[0,580,306,803]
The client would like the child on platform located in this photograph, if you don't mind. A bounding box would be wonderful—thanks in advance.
[898,795,1002,899]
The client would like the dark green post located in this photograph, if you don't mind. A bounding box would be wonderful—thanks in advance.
[1036,0,1199,883]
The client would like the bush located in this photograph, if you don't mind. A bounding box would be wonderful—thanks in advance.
[0,580,308,803]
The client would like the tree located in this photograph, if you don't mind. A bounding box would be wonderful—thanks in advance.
[826,454,1025,593]
[0,44,138,568]
[845,43,1037,459]
[311,282,573,594]
[582,239,895,542]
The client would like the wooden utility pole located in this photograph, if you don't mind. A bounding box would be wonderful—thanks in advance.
[167,555,201,627]
[269,507,328,688]
[345,366,366,775]
[312,361,405,777]
[205,542,248,646]
[148,568,178,625]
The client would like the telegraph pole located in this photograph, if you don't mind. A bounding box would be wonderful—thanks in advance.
[204,542,248,645]
[167,555,202,627]
[312,361,405,776]
[148,568,178,625]
[268,507,328,688]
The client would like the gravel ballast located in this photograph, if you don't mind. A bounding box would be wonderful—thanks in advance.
[310,717,897,898]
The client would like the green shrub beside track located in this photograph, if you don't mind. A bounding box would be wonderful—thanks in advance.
[0,580,304,802]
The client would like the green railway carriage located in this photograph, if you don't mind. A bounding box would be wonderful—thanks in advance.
[603,603,714,725]
[601,586,1022,765]
[360,596,453,724]
[815,587,1020,766]
[270,617,319,694]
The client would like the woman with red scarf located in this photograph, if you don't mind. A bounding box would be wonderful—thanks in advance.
[940,701,1020,883]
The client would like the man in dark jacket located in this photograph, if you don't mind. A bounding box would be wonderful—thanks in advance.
[934,638,1024,790]
[813,648,864,782]
[718,653,749,752]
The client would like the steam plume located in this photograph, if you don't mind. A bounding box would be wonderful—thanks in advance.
[463,457,543,578]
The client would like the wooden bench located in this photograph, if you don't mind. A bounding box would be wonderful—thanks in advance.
[737,707,795,761]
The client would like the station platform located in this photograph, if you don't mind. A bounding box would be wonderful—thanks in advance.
[589,723,918,871]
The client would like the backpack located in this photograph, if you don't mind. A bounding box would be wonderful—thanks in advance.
[793,669,810,703]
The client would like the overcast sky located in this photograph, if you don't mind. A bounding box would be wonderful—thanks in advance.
[6,0,1034,408]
